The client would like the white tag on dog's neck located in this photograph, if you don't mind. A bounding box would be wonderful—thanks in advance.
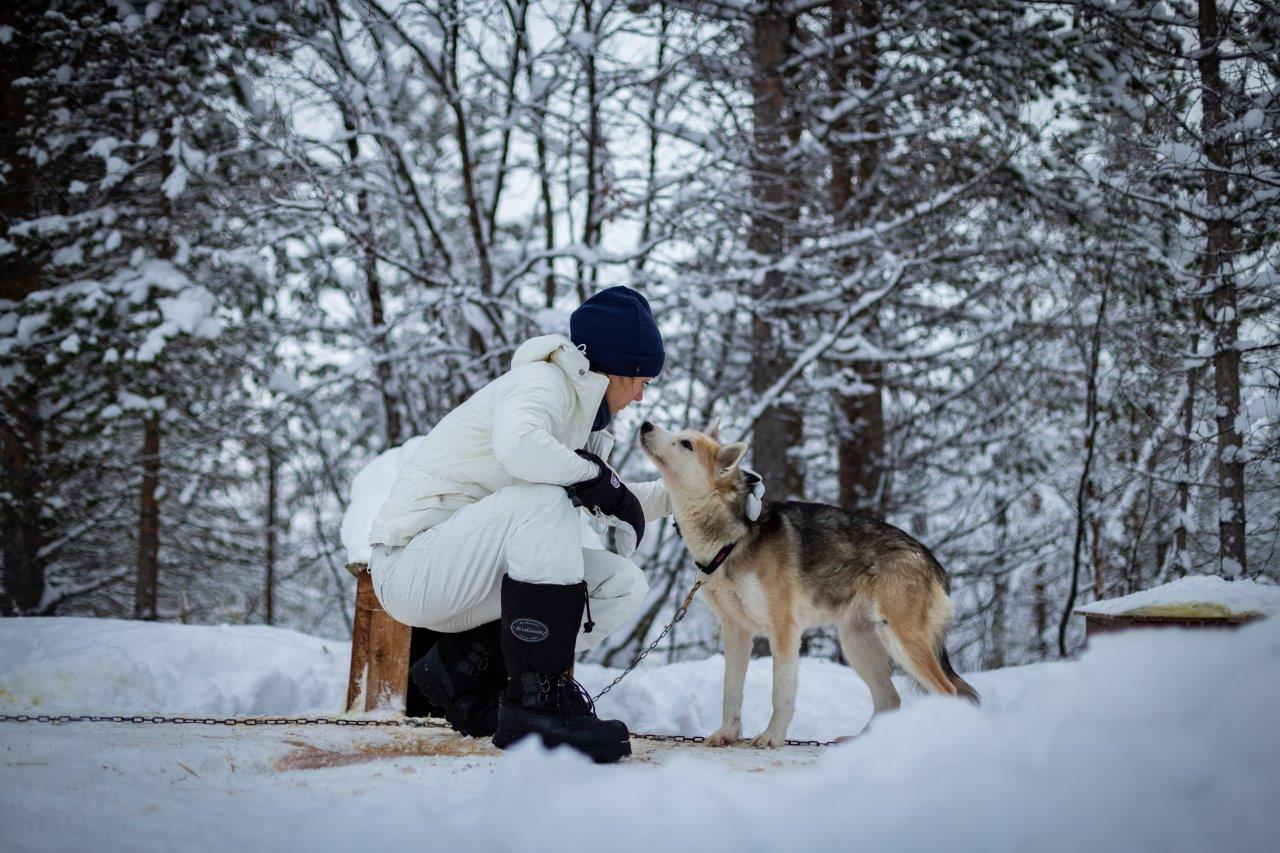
[743,469,765,521]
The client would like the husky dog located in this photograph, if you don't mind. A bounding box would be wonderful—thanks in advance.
[638,418,978,748]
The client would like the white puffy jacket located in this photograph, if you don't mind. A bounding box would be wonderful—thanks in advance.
[368,334,670,551]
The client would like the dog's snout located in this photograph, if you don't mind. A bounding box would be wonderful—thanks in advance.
[640,421,654,434]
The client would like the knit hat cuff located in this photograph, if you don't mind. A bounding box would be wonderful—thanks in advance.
[581,340,664,378]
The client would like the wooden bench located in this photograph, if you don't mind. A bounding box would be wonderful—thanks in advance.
[345,562,438,717]
[1073,578,1277,648]
[1078,608,1261,643]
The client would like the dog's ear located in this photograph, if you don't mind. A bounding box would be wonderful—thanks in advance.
[704,416,721,441]
[716,441,747,475]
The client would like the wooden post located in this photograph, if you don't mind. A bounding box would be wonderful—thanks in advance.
[346,565,412,713]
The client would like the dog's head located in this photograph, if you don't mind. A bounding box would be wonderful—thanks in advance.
[638,417,753,514]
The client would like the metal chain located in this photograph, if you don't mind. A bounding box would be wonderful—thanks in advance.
[0,713,834,747]
[0,713,451,729]
[0,575,836,748]
[591,577,705,703]
[0,712,835,748]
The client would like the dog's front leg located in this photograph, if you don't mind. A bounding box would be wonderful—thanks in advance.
[706,621,751,747]
[752,625,800,748]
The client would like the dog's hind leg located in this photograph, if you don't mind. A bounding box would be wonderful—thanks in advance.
[837,621,901,715]
[751,620,801,749]
[706,621,751,747]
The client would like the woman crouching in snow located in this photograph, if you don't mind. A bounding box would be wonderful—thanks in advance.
[367,286,669,763]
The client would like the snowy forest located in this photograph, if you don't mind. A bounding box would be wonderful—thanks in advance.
[2,0,1277,670]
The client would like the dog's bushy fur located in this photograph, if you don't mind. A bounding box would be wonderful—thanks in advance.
[640,419,978,748]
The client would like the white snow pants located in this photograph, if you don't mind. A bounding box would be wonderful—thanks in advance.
[368,483,648,652]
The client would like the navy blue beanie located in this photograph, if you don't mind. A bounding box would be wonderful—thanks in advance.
[570,286,665,377]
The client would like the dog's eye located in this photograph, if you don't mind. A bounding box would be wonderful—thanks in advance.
[680,440,693,450]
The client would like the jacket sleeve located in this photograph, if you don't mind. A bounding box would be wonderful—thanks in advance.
[491,371,598,486]
[626,479,672,522]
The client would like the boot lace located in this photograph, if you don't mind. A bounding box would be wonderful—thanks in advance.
[556,673,596,717]
[523,672,596,717]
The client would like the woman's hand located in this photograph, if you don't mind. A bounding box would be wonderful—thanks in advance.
[565,450,645,548]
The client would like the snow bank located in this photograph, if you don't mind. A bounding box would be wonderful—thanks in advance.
[476,619,1280,852]
[0,618,348,716]
[1075,574,1280,618]
[2,615,1278,851]
[339,436,426,564]
[0,613,1009,740]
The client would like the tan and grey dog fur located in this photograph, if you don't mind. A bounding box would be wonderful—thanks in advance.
[639,418,978,748]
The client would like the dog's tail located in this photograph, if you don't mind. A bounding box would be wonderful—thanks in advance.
[924,548,979,705]
[938,644,980,705]
[873,557,980,706]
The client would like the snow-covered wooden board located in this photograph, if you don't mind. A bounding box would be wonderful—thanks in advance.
[1075,574,1280,619]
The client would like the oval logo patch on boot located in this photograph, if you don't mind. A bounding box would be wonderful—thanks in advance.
[509,618,550,643]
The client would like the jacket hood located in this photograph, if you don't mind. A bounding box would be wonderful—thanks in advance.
[511,334,605,408]
[511,334,586,370]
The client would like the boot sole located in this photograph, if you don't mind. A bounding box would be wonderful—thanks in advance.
[493,729,632,764]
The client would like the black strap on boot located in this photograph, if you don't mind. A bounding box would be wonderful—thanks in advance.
[409,620,505,737]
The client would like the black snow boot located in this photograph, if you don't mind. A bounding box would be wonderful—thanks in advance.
[492,575,631,763]
[409,620,505,738]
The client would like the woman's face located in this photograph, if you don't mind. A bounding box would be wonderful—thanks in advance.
[605,374,653,414]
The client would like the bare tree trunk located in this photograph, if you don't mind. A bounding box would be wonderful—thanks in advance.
[1,404,45,615]
[1034,563,1048,659]
[361,210,402,447]
[363,248,401,447]
[0,3,47,615]
[134,415,161,621]
[579,0,602,291]
[830,0,885,514]
[636,6,670,273]
[538,155,557,307]
[748,5,802,499]
[516,15,558,308]
[1197,0,1246,576]
[990,574,1007,668]
[340,110,403,448]
[1172,307,1201,578]
[1089,477,1106,598]
[1059,286,1109,656]
[988,504,1008,668]
[444,3,495,300]
[1025,490,1048,659]
[265,441,278,626]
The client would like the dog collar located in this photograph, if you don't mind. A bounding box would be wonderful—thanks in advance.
[695,542,736,575]
[671,518,738,575]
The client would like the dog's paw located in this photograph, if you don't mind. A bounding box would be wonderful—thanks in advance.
[705,727,741,748]
[749,731,785,749]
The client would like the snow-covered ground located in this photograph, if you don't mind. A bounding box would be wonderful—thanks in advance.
[3,615,1278,852]
[0,618,348,716]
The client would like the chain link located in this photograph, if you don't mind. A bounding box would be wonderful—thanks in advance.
[591,578,705,703]
[0,713,835,748]
[0,574,836,749]
[0,713,450,729]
